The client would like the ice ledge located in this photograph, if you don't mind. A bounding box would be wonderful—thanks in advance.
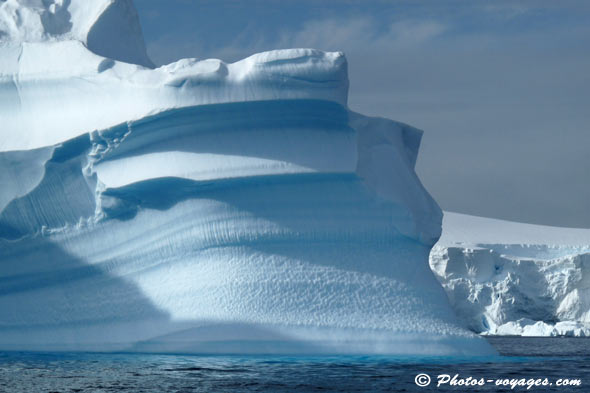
[485,319,590,337]
[0,44,348,152]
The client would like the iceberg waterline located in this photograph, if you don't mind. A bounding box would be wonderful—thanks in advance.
[0,0,494,355]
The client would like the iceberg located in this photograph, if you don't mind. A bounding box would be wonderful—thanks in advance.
[430,212,590,337]
[0,0,494,355]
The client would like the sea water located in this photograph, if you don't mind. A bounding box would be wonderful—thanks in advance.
[0,337,588,392]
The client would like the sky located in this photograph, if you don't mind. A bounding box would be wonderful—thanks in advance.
[134,0,590,228]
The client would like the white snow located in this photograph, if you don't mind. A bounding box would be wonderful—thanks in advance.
[492,319,590,337]
[430,212,590,337]
[0,0,153,67]
[0,0,495,355]
[437,211,590,247]
[0,41,348,151]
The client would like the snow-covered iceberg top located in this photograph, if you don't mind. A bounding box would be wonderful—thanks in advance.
[437,211,590,247]
[0,40,347,151]
[431,212,590,337]
[0,0,494,355]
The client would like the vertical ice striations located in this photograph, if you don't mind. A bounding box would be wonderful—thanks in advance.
[0,0,494,355]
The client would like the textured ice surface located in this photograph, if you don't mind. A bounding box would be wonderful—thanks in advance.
[430,212,590,337]
[0,0,494,355]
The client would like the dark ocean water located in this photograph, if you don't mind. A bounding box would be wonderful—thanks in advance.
[0,337,588,393]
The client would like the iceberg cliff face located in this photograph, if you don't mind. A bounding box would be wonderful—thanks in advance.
[430,212,590,337]
[0,0,494,355]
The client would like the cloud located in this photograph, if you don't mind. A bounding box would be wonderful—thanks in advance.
[482,4,530,20]
[145,14,448,65]
[251,17,447,55]
[283,17,447,50]
[388,20,448,45]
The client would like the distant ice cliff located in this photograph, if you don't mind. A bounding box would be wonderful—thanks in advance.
[431,212,590,337]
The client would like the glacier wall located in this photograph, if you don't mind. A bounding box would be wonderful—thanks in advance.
[430,212,590,337]
[0,0,494,355]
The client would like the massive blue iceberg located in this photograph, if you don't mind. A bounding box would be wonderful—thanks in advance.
[0,0,494,355]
